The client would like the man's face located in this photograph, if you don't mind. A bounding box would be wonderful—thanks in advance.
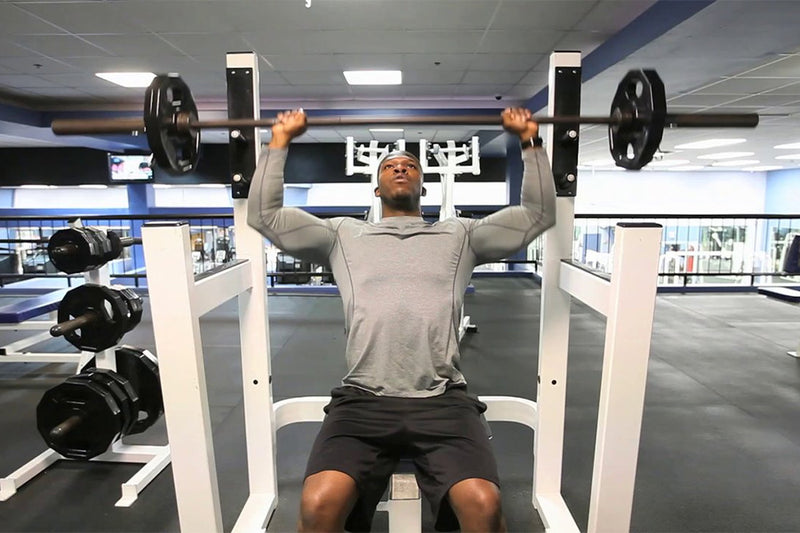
[375,156,423,203]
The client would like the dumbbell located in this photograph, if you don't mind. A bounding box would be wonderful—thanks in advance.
[50,284,143,352]
[36,346,163,460]
[48,226,142,274]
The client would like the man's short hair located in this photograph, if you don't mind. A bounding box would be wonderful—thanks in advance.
[377,150,423,176]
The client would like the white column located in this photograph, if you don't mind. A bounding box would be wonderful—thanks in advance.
[142,222,222,532]
[533,52,580,532]
[587,223,662,533]
[227,51,279,533]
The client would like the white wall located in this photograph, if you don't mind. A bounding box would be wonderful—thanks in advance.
[152,185,233,208]
[574,169,767,214]
[13,186,129,209]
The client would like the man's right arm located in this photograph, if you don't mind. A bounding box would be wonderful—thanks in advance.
[247,111,336,264]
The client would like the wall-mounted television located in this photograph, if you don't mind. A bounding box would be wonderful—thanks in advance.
[108,154,154,183]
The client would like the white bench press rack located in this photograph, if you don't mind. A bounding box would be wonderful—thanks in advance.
[139,51,664,532]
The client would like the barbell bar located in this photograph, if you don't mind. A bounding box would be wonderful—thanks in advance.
[49,69,759,174]
[50,111,758,135]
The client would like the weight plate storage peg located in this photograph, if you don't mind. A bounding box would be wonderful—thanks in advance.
[52,284,143,352]
[48,227,109,274]
[37,376,124,460]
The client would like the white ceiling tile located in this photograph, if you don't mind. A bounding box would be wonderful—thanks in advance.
[0,56,77,74]
[739,55,800,78]
[463,70,526,85]
[109,1,239,34]
[453,84,514,97]
[13,34,111,56]
[574,0,657,31]
[733,94,800,107]
[402,54,474,70]
[0,3,63,34]
[491,1,595,29]
[692,77,800,95]
[403,70,465,85]
[0,73,51,87]
[262,54,340,72]
[17,2,149,35]
[402,85,456,97]
[467,54,544,71]
[163,33,253,57]
[479,30,562,54]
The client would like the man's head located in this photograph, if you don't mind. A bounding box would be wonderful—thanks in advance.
[374,150,426,216]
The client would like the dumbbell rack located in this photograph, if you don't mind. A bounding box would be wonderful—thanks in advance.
[0,264,171,507]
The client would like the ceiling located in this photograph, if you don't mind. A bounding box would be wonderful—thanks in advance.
[1,0,800,172]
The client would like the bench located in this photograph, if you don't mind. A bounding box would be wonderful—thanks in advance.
[0,288,69,323]
[757,286,800,303]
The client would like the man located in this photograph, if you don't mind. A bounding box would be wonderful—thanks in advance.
[247,108,556,532]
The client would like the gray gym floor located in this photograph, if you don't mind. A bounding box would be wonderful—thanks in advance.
[0,277,799,532]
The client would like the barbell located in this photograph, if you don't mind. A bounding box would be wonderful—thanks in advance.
[50,284,143,352]
[50,69,759,174]
[48,226,142,274]
[37,345,163,460]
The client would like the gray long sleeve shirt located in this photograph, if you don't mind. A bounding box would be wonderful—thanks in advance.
[247,147,556,397]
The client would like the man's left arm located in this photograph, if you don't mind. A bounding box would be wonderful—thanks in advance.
[468,108,557,263]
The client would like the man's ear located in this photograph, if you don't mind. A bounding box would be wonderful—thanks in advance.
[421,186,427,197]
[374,186,381,197]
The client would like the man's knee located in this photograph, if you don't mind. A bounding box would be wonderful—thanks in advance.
[448,478,504,530]
[298,471,358,532]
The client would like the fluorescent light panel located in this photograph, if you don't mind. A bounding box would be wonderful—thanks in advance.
[773,142,800,149]
[674,138,747,149]
[775,153,800,160]
[667,165,706,171]
[343,70,402,85]
[96,72,157,88]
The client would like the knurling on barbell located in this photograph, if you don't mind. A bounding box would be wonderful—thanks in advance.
[50,70,759,175]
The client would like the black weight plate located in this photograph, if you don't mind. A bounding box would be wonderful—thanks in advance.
[105,230,124,261]
[116,345,163,435]
[57,284,128,352]
[36,376,123,460]
[145,74,200,175]
[47,227,107,274]
[84,369,139,437]
[608,69,666,170]
[115,286,143,333]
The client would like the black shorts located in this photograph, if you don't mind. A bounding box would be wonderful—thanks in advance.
[304,386,500,532]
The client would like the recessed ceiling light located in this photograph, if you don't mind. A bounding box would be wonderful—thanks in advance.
[775,153,800,160]
[697,152,755,160]
[773,142,800,149]
[743,165,783,171]
[19,185,51,189]
[674,139,747,149]
[711,159,760,167]
[369,128,404,133]
[343,70,402,85]
[78,184,108,189]
[96,72,157,88]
